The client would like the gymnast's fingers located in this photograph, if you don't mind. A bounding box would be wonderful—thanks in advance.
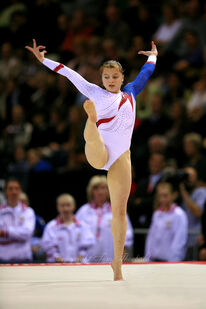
[33,38,37,48]
[25,46,33,53]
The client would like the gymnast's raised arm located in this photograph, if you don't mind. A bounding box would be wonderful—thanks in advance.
[123,41,158,98]
[25,39,99,99]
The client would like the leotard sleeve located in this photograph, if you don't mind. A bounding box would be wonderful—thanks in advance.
[43,58,102,101]
[123,55,157,98]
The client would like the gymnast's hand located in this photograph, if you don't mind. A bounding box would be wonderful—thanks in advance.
[138,41,158,57]
[25,39,47,63]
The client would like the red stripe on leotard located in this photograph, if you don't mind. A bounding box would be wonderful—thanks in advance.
[97,92,134,128]
[96,116,115,127]
[119,93,133,111]
[146,61,155,65]
[54,64,64,72]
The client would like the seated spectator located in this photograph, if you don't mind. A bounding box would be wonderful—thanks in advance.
[187,70,206,111]
[165,101,189,165]
[153,4,182,49]
[187,105,206,139]
[129,153,165,257]
[0,42,21,80]
[179,167,206,260]
[163,72,185,105]
[61,10,93,54]
[134,95,172,144]
[174,30,204,73]
[183,133,206,183]
[145,182,188,262]
[4,105,32,149]
[0,178,35,263]
[7,145,29,190]
[76,176,133,262]
[42,194,94,263]
[104,5,131,51]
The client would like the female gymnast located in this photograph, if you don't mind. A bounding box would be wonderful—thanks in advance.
[26,39,158,280]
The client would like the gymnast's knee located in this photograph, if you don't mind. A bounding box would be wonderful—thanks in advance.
[112,207,127,220]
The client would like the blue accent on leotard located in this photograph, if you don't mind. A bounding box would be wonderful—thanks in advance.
[123,63,155,98]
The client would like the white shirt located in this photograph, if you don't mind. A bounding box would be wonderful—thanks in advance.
[41,216,95,263]
[0,201,35,261]
[145,204,188,262]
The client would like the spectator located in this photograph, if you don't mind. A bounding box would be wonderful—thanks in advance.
[179,167,206,259]
[174,30,204,74]
[165,101,189,165]
[163,72,185,105]
[7,145,29,190]
[134,94,172,143]
[129,153,165,257]
[104,5,131,51]
[187,69,206,111]
[145,182,188,262]
[76,175,133,262]
[4,104,32,149]
[61,10,93,54]
[0,42,21,80]
[183,133,206,183]
[153,4,182,49]
[42,193,95,263]
[0,178,35,263]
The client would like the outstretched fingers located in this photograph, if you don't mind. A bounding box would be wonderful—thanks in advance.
[25,46,33,52]
[33,38,37,48]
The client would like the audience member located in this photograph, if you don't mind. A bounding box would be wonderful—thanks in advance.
[42,193,94,263]
[179,167,206,259]
[145,182,188,262]
[0,178,35,262]
[183,133,206,183]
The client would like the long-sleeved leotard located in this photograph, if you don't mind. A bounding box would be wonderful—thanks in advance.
[43,56,156,170]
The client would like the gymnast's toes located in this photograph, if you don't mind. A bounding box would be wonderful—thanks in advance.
[83,100,97,123]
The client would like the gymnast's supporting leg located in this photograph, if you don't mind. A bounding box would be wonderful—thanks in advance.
[83,100,108,169]
[107,150,131,281]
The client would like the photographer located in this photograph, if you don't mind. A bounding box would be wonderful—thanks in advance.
[179,167,206,260]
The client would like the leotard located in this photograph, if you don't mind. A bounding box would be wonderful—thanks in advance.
[43,56,156,170]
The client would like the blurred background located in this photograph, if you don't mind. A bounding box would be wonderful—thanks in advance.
[0,0,206,263]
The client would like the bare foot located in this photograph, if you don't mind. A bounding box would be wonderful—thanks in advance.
[111,260,124,281]
[83,100,97,123]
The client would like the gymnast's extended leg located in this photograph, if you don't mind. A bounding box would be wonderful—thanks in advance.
[107,150,131,281]
[83,100,108,169]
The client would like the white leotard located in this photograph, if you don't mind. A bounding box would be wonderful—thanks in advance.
[43,57,156,170]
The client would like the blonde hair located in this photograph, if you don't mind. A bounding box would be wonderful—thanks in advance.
[87,175,108,202]
[183,133,202,149]
[157,182,174,193]
[100,60,123,75]
[56,193,75,206]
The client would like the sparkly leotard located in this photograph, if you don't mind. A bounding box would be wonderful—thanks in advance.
[43,57,156,170]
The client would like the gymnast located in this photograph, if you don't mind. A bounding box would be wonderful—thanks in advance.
[26,39,158,280]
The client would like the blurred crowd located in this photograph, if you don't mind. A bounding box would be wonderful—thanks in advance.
[0,0,206,263]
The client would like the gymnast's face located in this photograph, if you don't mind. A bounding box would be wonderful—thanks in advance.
[102,67,123,93]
